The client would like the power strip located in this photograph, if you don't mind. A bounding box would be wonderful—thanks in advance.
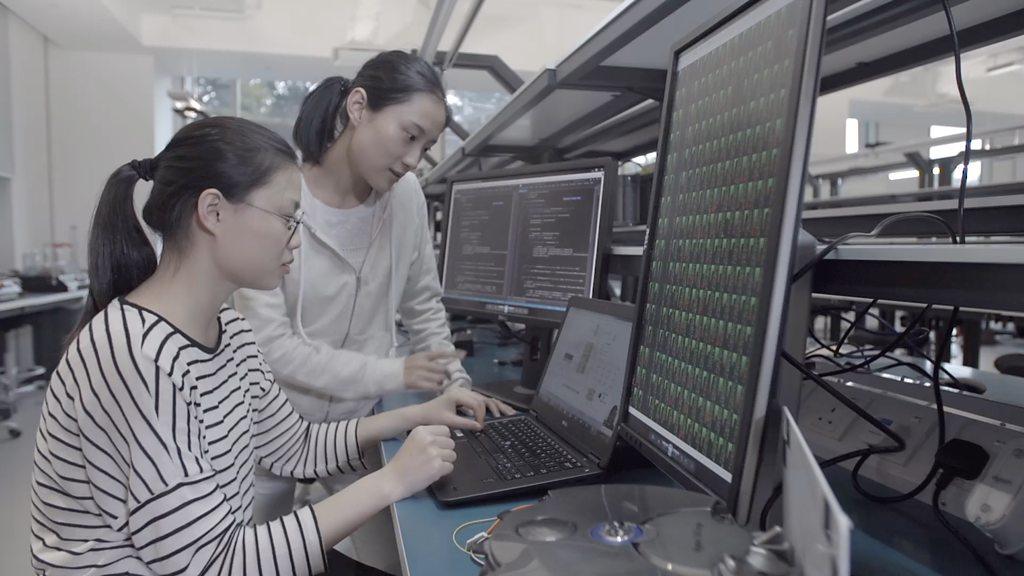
[796,369,1024,525]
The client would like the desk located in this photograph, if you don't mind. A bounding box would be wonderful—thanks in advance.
[378,388,1020,576]
[0,290,87,375]
[378,391,534,576]
[0,290,88,320]
[378,325,1020,576]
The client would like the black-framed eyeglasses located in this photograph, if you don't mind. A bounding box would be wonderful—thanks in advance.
[241,202,305,244]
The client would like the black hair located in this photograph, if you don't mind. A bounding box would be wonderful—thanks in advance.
[293,50,450,165]
[73,116,297,337]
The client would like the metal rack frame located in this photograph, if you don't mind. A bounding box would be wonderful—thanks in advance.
[422,0,1024,186]
[425,0,1024,324]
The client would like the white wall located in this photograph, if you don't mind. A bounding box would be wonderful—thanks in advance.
[153,72,175,152]
[6,10,54,270]
[46,48,155,265]
[0,7,13,270]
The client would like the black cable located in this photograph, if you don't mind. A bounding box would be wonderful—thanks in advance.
[807,328,834,354]
[940,0,973,246]
[833,299,880,354]
[817,305,933,377]
[816,329,960,387]
[802,309,973,512]
[932,308,958,447]
[807,326,833,351]
[760,352,907,531]
[828,312,963,389]
[495,321,530,344]
[830,312,930,341]
[932,481,998,576]
[849,307,958,503]
[853,458,942,504]
[792,213,958,282]
[770,308,953,525]
[783,351,906,454]
[805,353,862,373]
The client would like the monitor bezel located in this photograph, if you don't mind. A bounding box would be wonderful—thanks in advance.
[441,158,617,328]
[618,0,827,525]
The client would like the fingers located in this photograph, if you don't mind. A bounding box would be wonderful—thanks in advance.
[465,395,486,427]
[478,396,515,417]
[435,446,457,463]
[408,375,444,390]
[445,388,487,426]
[417,361,448,375]
[408,367,445,390]
[446,414,484,431]
[412,364,447,381]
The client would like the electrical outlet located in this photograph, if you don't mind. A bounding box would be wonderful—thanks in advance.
[801,386,872,442]
[858,399,937,467]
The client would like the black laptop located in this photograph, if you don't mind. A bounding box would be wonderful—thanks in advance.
[431,297,635,504]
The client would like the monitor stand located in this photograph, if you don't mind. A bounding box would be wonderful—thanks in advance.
[474,326,554,410]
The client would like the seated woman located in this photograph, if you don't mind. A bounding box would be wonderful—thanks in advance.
[30,116,488,575]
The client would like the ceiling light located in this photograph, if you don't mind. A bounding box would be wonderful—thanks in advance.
[888,169,919,181]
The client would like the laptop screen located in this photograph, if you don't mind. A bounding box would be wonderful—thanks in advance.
[533,300,634,464]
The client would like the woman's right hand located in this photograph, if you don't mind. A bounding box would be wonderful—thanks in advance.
[380,425,456,500]
[403,350,465,390]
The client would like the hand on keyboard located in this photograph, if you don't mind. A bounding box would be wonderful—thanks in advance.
[382,425,457,499]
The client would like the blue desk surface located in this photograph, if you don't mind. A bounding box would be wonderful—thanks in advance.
[377,326,1019,576]
[378,390,533,576]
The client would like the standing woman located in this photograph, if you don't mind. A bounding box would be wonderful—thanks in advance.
[234,50,513,564]
[30,117,487,575]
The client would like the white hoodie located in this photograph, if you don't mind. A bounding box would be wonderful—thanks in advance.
[234,173,469,422]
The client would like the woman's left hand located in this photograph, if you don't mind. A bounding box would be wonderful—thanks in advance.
[476,394,517,418]
[413,387,488,431]
[447,377,517,418]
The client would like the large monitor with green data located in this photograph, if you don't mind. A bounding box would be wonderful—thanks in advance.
[619,0,826,524]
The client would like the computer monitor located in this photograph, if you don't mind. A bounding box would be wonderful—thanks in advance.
[618,0,827,526]
[441,159,615,328]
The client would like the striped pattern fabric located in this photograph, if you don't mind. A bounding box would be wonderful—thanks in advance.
[31,299,366,575]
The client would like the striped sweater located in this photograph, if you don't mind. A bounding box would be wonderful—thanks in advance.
[31,298,366,575]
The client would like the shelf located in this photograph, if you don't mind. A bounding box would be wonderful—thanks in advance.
[424,0,1024,185]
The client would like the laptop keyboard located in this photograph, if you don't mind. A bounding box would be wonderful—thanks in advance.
[468,417,589,482]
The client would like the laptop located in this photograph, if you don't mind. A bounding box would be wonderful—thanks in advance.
[431,297,635,504]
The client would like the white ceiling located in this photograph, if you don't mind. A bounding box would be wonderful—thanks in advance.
[139,0,256,13]
[2,0,143,51]
[4,0,621,79]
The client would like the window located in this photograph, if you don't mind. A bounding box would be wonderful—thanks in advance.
[193,77,236,117]
[185,76,317,145]
[845,118,859,154]
[443,89,512,157]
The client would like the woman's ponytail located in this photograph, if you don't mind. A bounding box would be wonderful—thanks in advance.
[73,161,158,336]
[294,51,452,167]
[70,117,297,340]
[292,76,352,165]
